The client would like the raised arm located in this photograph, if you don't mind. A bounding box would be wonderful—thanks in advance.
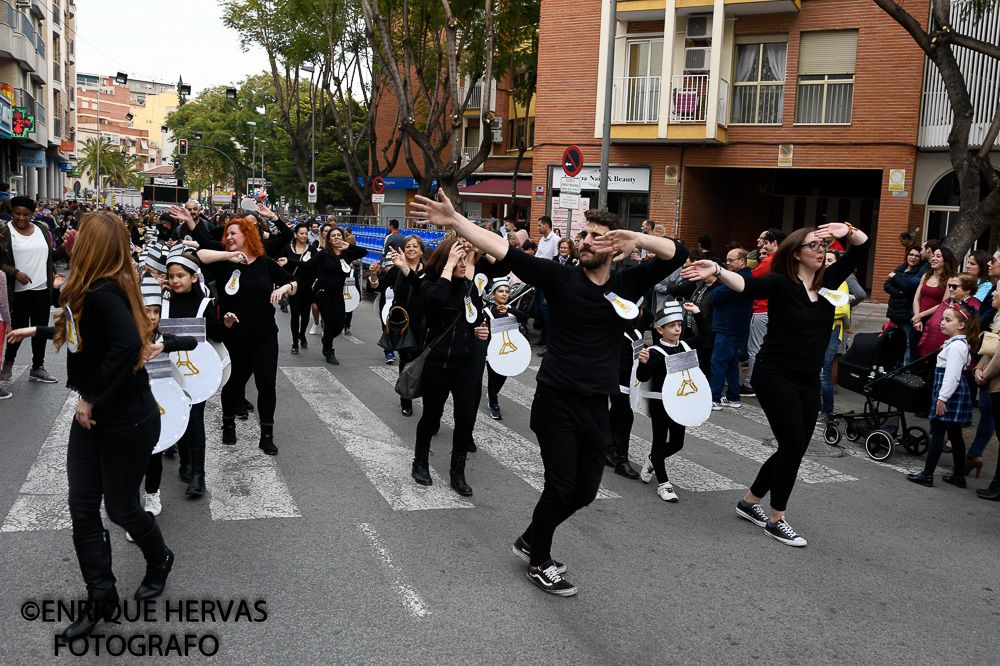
[682,260,747,293]
[411,192,510,260]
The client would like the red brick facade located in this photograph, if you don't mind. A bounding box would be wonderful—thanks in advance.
[531,0,932,301]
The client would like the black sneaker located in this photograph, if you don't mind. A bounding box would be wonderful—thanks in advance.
[739,384,756,398]
[526,560,577,596]
[736,499,768,527]
[764,518,807,547]
[510,537,566,574]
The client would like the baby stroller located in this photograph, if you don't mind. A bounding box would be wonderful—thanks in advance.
[823,324,935,461]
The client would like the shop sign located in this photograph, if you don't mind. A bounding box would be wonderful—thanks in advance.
[0,94,11,138]
[888,169,906,191]
[551,166,650,192]
[12,107,34,138]
[20,148,45,168]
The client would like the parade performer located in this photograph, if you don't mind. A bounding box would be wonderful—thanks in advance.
[7,212,176,640]
[484,277,529,420]
[410,239,488,497]
[635,301,710,501]
[303,226,367,365]
[606,299,653,479]
[907,303,978,488]
[412,193,686,597]
[682,223,870,547]
[276,223,316,355]
[163,250,235,496]
[195,214,296,455]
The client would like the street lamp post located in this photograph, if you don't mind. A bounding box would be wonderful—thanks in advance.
[246,121,257,193]
[260,139,265,186]
[301,64,316,213]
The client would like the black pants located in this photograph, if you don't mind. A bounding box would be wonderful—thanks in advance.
[289,291,312,345]
[415,361,477,468]
[176,401,206,472]
[471,338,489,410]
[144,453,163,494]
[521,386,610,566]
[649,403,685,484]
[313,289,345,352]
[222,336,279,424]
[749,366,819,511]
[5,289,50,368]
[486,366,507,407]
[608,393,634,459]
[67,393,160,539]
[989,392,1000,481]
[924,419,966,476]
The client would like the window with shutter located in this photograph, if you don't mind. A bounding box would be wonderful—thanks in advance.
[795,30,858,124]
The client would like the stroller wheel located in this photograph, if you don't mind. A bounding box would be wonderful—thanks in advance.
[845,422,861,442]
[865,429,894,461]
[823,423,842,446]
[901,426,929,456]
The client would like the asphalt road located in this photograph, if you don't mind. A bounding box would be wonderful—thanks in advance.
[1,301,998,665]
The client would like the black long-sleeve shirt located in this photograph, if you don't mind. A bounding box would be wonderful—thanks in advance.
[304,245,368,293]
[277,241,318,286]
[421,276,483,368]
[636,326,708,391]
[739,239,870,381]
[502,244,688,395]
[37,281,150,411]
[203,257,295,343]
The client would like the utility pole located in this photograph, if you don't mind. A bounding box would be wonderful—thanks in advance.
[598,0,618,212]
[301,64,317,213]
[247,121,257,193]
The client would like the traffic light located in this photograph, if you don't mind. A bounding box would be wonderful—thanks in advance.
[178,139,188,156]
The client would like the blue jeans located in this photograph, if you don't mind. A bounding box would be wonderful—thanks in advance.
[968,388,994,458]
[538,292,549,345]
[710,333,742,403]
[895,320,914,365]
[820,327,841,415]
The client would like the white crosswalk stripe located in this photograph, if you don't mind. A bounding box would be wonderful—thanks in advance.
[2,394,75,532]
[281,366,473,511]
[493,374,746,492]
[369,366,620,498]
[342,334,365,345]
[203,401,301,521]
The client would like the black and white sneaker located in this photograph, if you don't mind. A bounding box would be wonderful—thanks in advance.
[510,537,566,574]
[526,560,577,597]
[764,518,808,547]
[735,499,768,527]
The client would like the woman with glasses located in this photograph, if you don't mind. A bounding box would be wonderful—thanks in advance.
[682,224,869,547]
[884,244,926,364]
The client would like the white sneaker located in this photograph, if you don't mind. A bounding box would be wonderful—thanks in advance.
[657,482,678,502]
[712,402,722,411]
[640,454,655,483]
[143,491,162,516]
[125,531,134,542]
[720,397,742,409]
[308,324,319,335]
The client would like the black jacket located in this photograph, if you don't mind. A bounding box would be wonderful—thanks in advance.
[421,276,483,368]
[883,262,924,322]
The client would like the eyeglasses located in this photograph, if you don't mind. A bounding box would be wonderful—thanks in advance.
[800,241,830,252]
[991,257,1000,264]
[946,284,960,290]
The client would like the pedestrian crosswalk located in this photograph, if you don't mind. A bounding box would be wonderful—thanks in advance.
[0,354,942,532]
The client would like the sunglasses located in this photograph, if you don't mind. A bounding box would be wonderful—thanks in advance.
[946,284,961,290]
[800,241,831,252]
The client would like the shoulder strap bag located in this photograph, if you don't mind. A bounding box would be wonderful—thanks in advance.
[395,312,461,400]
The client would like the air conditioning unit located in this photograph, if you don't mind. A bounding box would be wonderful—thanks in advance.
[684,47,712,73]
[15,0,29,8]
[686,16,712,40]
[490,117,502,131]
[492,129,503,143]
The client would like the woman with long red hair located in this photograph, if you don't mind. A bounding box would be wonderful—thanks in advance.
[7,211,175,641]
[194,212,296,455]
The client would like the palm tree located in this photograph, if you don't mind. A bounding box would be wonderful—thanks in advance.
[77,137,117,189]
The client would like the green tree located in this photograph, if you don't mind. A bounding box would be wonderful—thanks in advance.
[874,0,1000,255]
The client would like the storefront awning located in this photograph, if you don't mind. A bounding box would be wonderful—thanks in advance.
[459,177,531,200]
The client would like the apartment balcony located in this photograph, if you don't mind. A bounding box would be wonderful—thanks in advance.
[67,0,74,19]
[458,80,497,114]
[67,39,74,64]
[31,35,46,83]
[610,74,729,142]
[29,0,44,20]
[612,76,661,125]
[617,0,799,19]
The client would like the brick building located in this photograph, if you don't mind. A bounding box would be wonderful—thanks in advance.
[532,0,937,299]
[373,73,535,225]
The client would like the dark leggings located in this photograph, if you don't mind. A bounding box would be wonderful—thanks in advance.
[989,392,1000,480]
[471,338,489,410]
[608,392,634,459]
[313,289,346,351]
[924,419,966,476]
[6,288,51,368]
[144,453,163,494]
[521,386,610,566]
[414,361,478,468]
[289,291,312,345]
[176,402,207,473]
[486,366,507,406]
[67,394,160,539]
[649,403,685,484]
[222,336,279,424]
[749,368,819,511]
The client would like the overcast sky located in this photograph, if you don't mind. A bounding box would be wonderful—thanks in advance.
[76,0,273,94]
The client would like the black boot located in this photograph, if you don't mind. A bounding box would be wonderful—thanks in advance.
[178,463,192,483]
[259,423,278,455]
[325,348,339,365]
[450,451,473,496]
[63,530,119,642]
[411,449,432,486]
[186,445,205,498]
[605,441,617,467]
[977,476,1000,500]
[221,416,237,445]
[130,521,173,600]
[615,457,640,480]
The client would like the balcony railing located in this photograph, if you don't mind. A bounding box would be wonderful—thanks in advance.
[670,74,710,123]
[18,11,33,43]
[1,1,14,27]
[611,76,661,124]
[457,81,496,112]
[36,101,45,124]
[51,2,59,24]
[54,116,60,137]
[36,34,43,56]
[53,61,61,82]
[17,88,36,116]
[718,79,729,128]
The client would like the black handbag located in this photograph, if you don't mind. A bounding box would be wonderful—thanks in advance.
[395,313,461,400]
[378,305,418,352]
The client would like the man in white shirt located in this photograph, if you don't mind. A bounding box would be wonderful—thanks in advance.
[0,196,59,382]
[535,216,558,261]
